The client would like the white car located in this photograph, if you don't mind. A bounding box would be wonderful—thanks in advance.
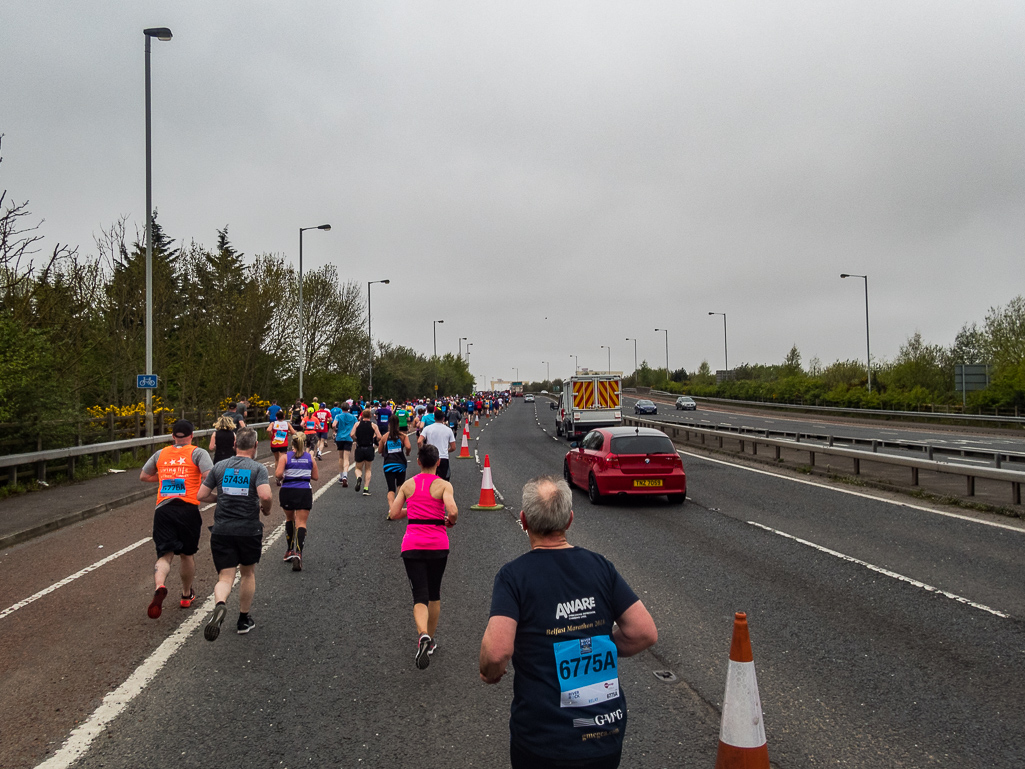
[523,394,535,403]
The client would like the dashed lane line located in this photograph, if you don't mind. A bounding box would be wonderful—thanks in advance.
[748,521,1011,619]
[34,475,338,769]
[676,447,1025,534]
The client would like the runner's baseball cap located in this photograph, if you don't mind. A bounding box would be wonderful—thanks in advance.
[172,420,194,437]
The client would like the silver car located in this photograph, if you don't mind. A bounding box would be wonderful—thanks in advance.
[675,396,697,411]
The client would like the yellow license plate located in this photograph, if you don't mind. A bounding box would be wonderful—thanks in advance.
[633,479,663,487]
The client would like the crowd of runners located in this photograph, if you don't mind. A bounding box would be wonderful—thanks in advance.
[141,393,511,642]
[139,388,659,768]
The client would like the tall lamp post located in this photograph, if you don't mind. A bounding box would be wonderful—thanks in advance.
[600,345,611,371]
[297,224,331,400]
[465,343,473,372]
[143,26,172,437]
[367,279,390,398]
[542,360,550,383]
[625,337,637,375]
[459,336,467,361]
[433,319,445,357]
[708,312,728,380]
[840,273,872,392]
[570,354,578,374]
[654,328,669,378]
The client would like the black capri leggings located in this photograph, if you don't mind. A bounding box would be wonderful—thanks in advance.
[402,555,448,605]
[384,470,406,493]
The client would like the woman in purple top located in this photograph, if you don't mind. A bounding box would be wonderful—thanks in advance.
[274,433,319,571]
[387,443,458,670]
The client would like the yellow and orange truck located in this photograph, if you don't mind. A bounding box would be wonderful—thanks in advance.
[552,372,623,440]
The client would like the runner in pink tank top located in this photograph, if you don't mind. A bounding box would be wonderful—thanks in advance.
[387,443,458,670]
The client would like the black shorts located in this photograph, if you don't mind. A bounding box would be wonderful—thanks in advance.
[335,440,353,451]
[153,500,202,557]
[279,487,314,511]
[354,446,375,463]
[384,469,407,493]
[436,458,450,481]
[317,432,328,441]
[210,533,262,572]
[271,446,288,455]
[510,742,621,769]
[402,553,448,604]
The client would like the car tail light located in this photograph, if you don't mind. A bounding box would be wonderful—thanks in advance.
[605,454,620,469]
[674,455,683,468]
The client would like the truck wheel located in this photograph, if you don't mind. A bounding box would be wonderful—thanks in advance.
[556,421,563,437]
[667,493,686,505]
[588,475,602,505]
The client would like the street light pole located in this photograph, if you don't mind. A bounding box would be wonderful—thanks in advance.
[708,312,728,379]
[542,360,550,382]
[570,354,578,374]
[625,338,637,374]
[840,273,872,393]
[143,26,172,438]
[297,224,331,401]
[367,279,390,398]
[654,329,669,378]
[466,343,473,379]
[601,345,611,371]
[433,320,444,357]
[459,336,467,361]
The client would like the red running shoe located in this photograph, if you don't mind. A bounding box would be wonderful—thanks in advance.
[148,586,168,619]
[179,588,196,609]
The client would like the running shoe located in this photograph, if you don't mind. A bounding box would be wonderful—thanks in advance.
[147,586,168,619]
[292,552,302,572]
[317,451,322,460]
[341,476,348,487]
[179,588,196,609]
[237,615,256,634]
[205,604,227,642]
[354,478,362,493]
[362,488,370,496]
[428,639,438,656]
[283,548,295,562]
[415,634,432,670]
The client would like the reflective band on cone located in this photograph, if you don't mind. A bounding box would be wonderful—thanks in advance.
[474,413,480,427]
[457,431,471,458]
[715,612,769,769]
[470,454,503,510]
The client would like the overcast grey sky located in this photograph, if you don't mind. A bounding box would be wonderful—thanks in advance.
[3,1,1024,386]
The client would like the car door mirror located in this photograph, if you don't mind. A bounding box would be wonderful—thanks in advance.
[550,402,556,410]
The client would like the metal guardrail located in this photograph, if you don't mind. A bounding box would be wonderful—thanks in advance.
[641,392,1025,426]
[0,423,269,486]
[624,416,1025,505]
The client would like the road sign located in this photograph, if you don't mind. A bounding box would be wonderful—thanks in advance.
[136,374,158,389]
[954,364,989,392]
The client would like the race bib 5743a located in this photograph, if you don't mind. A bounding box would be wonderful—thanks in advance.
[553,635,620,708]
[222,469,252,496]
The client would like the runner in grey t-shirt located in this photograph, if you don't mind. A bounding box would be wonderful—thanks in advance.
[197,427,271,640]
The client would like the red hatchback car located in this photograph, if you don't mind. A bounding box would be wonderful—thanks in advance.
[564,426,686,505]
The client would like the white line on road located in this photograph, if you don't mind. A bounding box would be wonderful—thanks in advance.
[747,521,1011,619]
[34,477,337,769]
[676,447,1025,534]
[0,537,151,621]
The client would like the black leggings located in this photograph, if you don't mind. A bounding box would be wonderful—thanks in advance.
[402,555,448,605]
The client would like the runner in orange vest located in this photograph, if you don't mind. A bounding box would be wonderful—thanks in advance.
[139,420,214,619]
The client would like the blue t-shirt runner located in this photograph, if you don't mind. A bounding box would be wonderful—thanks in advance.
[488,547,639,764]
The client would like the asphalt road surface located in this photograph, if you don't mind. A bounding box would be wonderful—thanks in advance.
[4,403,1025,768]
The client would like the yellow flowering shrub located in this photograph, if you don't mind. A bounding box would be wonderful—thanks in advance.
[86,397,175,419]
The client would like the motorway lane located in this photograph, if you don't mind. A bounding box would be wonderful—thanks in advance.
[493,401,1025,766]
[10,405,1025,767]
[619,395,1025,456]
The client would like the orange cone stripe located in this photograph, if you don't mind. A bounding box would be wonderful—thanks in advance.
[715,612,769,769]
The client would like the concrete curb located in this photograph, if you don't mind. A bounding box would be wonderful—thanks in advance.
[0,487,157,551]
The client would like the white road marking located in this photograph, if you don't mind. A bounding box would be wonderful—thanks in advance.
[34,477,337,769]
[0,537,152,621]
[676,447,1025,534]
[748,521,1011,619]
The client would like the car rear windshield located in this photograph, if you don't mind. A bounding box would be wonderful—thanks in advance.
[637,400,653,406]
[610,435,676,455]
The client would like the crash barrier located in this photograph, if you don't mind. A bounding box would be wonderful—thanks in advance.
[0,423,270,487]
[643,391,1025,427]
[624,416,1025,506]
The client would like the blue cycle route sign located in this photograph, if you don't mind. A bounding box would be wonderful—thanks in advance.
[137,374,158,389]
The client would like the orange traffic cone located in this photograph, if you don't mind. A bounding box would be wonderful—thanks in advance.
[715,613,769,769]
[457,429,471,458]
[474,412,480,427]
[470,454,504,510]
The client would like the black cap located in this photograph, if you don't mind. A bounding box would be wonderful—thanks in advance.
[172,419,194,437]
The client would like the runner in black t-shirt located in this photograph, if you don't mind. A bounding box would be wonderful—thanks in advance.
[480,476,657,769]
